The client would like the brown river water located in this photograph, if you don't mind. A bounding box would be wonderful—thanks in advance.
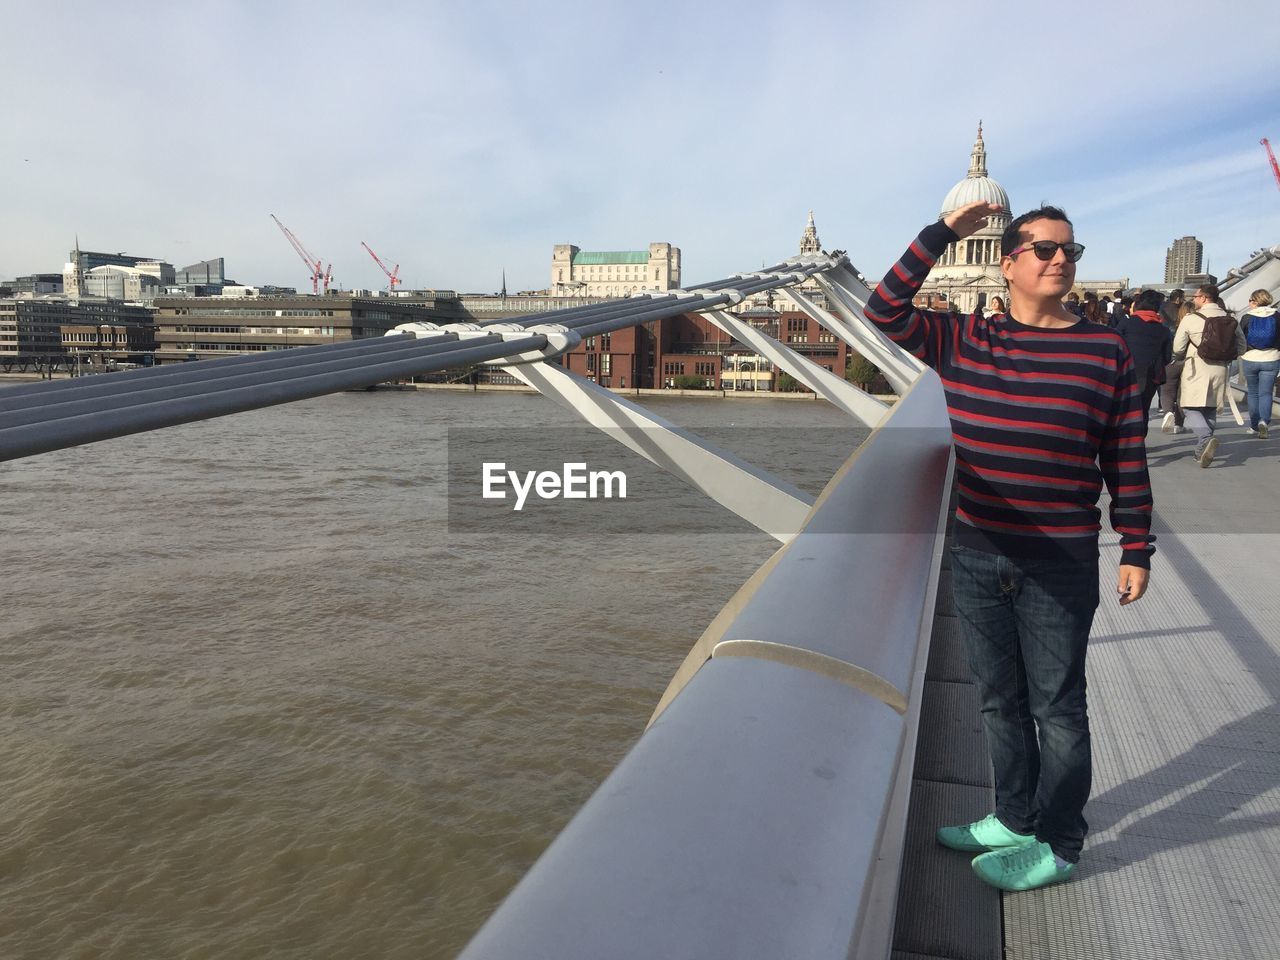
[0,388,866,959]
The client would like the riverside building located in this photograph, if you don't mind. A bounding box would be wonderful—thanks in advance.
[150,293,464,364]
[0,297,154,369]
[550,242,681,297]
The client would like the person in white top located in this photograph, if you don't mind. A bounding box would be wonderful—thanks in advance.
[1239,289,1280,440]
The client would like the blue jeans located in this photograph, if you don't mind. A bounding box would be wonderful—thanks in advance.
[1242,358,1279,429]
[950,545,1100,863]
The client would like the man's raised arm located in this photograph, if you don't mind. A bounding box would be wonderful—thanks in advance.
[864,201,1004,368]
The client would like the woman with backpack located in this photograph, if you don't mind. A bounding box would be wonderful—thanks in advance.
[1171,284,1248,467]
[1240,289,1279,439]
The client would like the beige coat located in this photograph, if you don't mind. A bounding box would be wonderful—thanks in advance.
[1172,304,1247,409]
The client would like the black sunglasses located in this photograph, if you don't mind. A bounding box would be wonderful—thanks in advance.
[1009,241,1086,263]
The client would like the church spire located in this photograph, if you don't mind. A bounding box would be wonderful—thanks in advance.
[799,209,821,255]
[66,235,86,298]
[967,121,988,178]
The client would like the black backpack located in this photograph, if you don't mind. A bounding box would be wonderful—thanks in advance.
[1195,313,1240,364]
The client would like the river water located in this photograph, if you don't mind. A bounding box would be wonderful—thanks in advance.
[0,389,866,959]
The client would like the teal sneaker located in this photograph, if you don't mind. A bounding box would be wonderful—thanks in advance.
[971,840,1075,891]
[936,813,1035,852]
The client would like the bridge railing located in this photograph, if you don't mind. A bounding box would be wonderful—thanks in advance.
[458,367,954,960]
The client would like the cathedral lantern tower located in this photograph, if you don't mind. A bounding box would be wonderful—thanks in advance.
[921,123,1013,313]
[799,210,821,255]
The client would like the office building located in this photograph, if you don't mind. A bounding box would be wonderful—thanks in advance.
[0,297,153,366]
[1165,236,1204,284]
[150,293,464,364]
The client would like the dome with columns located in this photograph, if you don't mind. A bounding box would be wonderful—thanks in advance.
[916,125,1013,315]
[918,129,1125,313]
[940,123,1010,218]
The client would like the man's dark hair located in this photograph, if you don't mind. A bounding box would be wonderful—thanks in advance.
[1000,205,1073,258]
[1169,288,1185,303]
[1113,289,1123,298]
[1198,283,1223,308]
[1135,289,1164,312]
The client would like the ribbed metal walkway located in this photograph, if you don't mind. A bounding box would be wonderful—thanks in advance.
[894,421,1280,960]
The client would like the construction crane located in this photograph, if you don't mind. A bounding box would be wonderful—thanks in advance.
[271,214,332,294]
[1263,138,1280,193]
[361,241,402,291]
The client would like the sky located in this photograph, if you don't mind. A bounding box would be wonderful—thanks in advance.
[3,0,1279,295]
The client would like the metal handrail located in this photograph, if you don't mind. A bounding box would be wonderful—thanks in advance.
[458,372,954,960]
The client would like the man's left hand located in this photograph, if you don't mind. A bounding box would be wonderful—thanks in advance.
[1117,565,1149,605]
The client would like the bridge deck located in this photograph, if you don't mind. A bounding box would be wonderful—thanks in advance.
[894,420,1280,960]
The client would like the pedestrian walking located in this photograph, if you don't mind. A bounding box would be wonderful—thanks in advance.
[865,200,1154,892]
[1116,290,1174,435]
[1159,289,1185,333]
[1160,292,1188,433]
[1083,290,1103,324]
[1170,284,1247,467]
[1240,289,1279,439]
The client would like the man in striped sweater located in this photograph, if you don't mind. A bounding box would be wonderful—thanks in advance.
[866,201,1155,891]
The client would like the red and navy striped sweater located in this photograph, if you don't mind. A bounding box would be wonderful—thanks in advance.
[866,221,1155,569]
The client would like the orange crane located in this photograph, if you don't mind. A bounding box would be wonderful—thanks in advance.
[271,214,332,294]
[1263,138,1280,193]
[361,241,402,291]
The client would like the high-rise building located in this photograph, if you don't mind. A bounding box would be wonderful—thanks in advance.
[1164,236,1203,284]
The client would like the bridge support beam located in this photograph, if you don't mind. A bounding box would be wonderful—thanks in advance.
[703,310,887,428]
[807,265,925,394]
[508,362,814,542]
